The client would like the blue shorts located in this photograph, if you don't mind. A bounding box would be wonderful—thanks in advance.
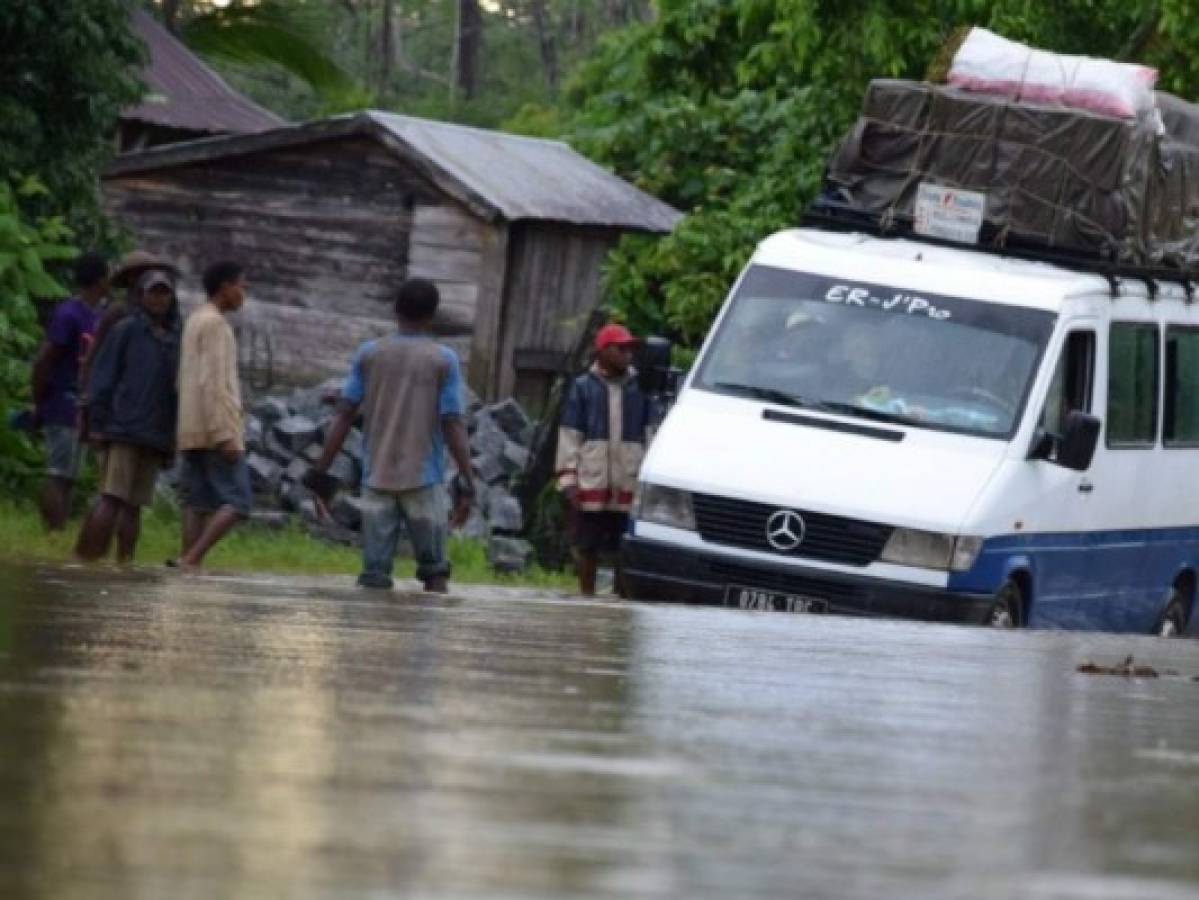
[44,425,82,480]
[180,450,252,516]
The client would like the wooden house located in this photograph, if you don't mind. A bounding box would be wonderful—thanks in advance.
[120,9,285,152]
[102,112,681,408]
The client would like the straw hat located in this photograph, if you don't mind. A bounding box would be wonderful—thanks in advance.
[110,250,179,289]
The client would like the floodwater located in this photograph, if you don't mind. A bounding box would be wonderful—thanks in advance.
[2,566,1198,900]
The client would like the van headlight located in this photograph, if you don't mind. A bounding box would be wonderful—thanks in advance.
[881,529,983,572]
[637,483,696,531]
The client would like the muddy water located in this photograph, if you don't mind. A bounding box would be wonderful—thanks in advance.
[1,565,1198,899]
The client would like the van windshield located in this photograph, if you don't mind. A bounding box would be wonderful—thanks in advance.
[695,265,1056,438]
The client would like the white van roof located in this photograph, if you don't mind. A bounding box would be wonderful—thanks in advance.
[754,228,1189,311]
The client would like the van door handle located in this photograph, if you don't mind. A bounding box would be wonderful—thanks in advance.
[1078,480,1094,494]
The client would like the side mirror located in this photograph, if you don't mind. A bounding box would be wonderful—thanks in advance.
[1057,411,1101,471]
[637,336,673,395]
[1027,429,1054,461]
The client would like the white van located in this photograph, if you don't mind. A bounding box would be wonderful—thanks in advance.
[623,227,1199,635]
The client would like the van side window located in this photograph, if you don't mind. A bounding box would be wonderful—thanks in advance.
[1107,323,1159,446]
[1039,330,1095,436]
[1165,327,1199,445]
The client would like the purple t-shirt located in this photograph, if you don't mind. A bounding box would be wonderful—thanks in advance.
[39,297,99,427]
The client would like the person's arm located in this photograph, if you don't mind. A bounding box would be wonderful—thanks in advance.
[196,318,241,461]
[555,379,585,507]
[30,342,66,412]
[314,405,356,472]
[86,320,131,442]
[437,350,474,526]
[306,343,368,517]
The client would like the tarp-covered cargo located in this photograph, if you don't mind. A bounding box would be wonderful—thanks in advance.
[817,79,1199,275]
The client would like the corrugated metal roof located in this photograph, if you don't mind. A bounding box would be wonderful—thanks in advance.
[365,111,682,232]
[105,112,682,233]
[123,9,286,135]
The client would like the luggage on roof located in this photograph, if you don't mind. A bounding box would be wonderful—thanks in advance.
[814,78,1199,278]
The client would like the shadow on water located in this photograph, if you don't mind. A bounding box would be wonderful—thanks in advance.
[1,563,1198,899]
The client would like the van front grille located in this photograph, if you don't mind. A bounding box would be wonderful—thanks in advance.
[692,493,892,566]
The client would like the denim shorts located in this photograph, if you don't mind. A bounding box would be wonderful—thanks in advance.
[44,425,82,479]
[180,449,252,516]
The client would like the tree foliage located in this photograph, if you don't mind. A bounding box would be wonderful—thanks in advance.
[0,179,76,495]
[565,1,1199,345]
[0,0,144,246]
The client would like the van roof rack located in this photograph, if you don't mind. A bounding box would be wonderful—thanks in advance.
[802,206,1199,295]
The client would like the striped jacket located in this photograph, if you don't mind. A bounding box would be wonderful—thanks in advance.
[556,363,652,512]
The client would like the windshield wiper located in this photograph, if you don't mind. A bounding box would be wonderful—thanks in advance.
[712,382,832,411]
[816,401,921,428]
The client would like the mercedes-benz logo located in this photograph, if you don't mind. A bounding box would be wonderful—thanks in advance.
[765,509,806,552]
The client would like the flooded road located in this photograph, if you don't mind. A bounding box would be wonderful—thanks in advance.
[2,565,1198,899]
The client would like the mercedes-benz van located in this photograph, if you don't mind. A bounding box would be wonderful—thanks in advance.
[623,227,1199,635]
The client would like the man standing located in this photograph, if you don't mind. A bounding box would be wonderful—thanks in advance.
[75,268,181,562]
[309,278,473,593]
[175,261,251,569]
[556,324,652,596]
[31,252,107,530]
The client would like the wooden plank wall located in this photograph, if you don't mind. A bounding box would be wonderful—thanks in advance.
[103,137,484,389]
[495,223,621,403]
[407,203,487,335]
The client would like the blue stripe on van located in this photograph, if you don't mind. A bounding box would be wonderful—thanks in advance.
[947,528,1199,633]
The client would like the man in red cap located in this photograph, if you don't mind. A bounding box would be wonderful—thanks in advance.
[556,323,653,596]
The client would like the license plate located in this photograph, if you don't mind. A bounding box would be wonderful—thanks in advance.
[725,585,828,614]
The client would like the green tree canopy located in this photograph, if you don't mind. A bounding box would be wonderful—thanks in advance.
[565,1,1199,344]
[0,0,145,245]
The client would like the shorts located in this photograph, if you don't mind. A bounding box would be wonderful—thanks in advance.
[44,425,82,480]
[573,510,629,554]
[97,442,162,507]
[180,449,252,516]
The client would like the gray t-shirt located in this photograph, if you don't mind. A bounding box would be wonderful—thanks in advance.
[341,333,464,492]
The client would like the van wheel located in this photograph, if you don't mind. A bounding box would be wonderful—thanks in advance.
[987,579,1023,629]
[1156,590,1187,638]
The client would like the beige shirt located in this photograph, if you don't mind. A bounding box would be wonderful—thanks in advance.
[177,302,242,451]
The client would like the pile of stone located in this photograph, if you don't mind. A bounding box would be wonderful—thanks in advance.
[237,378,537,574]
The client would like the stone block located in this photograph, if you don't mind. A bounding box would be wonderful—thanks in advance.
[342,427,365,462]
[273,415,319,455]
[487,535,534,574]
[243,415,265,454]
[263,431,295,465]
[332,494,366,531]
[251,396,290,425]
[501,440,530,475]
[246,452,282,494]
[485,399,532,444]
[328,451,359,489]
[249,510,291,531]
[284,458,311,485]
[486,489,524,533]
[470,411,507,458]
[472,454,505,486]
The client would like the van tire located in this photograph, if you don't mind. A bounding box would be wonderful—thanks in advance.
[1156,590,1187,638]
[987,579,1023,629]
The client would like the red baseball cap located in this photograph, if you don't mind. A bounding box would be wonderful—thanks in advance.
[595,323,638,351]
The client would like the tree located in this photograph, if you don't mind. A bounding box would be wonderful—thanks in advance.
[453,0,483,100]
[0,178,75,496]
[564,0,1199,345]
[0,0,144,245]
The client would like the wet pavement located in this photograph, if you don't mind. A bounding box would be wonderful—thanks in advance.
[2,564,1199,899]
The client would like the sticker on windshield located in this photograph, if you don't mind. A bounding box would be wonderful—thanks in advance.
[824,284,952,320]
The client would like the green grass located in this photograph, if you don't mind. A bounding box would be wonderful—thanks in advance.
[0,500,576,589]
